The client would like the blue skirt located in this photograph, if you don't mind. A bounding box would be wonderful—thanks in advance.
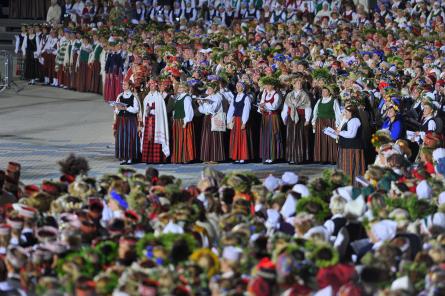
[115,115,141,161]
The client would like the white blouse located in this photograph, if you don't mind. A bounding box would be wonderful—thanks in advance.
[198,93,223,115]
[311,96,342,128]
[339,117,361,138]
[114,91,140,114]
[173,93,194,124]
[227,93,251,125]
[258,90,282,112]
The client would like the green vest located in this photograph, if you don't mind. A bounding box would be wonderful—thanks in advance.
[174,95,187,119]
[94,45,103,61]
[317,98,335,119]
[79,48,90,62]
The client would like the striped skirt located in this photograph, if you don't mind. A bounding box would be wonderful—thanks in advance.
[56,65,65,85]
[314,118,338,164]
[337,148,366,186]
[286,116,311,164]
[229,117,252,161]
[76,61,88,92]
[172,119,195,163]
[87,61,102,94]
[141,115,165,164]
[260,113,284,162]
[200,115,226,162]
[16,54,24,78]
[43,53,56,80]
[115,116,141,162]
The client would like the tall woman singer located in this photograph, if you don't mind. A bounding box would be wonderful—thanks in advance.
[113,81,141,165]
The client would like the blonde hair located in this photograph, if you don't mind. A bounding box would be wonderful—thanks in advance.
[329,196,346,215]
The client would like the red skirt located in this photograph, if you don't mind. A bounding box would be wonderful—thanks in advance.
[229,117,251,161]
[113,72,123,100]
[200,115,226,162]
[141,115,165,164]
[172,119,195,163]
[104,73,114,102]
[314,118,338,164]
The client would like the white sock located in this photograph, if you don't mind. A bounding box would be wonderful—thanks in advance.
[44,77,49,84]
[239,160,245,163]
[127,160,132,164]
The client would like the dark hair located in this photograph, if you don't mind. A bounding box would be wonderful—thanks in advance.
[345,105,360,118]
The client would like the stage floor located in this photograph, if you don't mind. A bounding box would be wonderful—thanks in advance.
[0,82,333,185]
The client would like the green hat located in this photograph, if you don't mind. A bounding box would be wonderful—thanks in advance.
[259,75,280,87]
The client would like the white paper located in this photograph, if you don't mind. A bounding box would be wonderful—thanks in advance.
[108,102,128,108]
[406,130,420,142]
[323,127,338,140]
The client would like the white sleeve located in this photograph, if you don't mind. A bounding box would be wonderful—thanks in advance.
[339,118,361,138]
[281,102,289,123]
[114,94,121,114]
[227,100,235,123]
[142,95,149,119]
[242,96,251,124]
[428,119,437,131]
[265,92,281,111]
[126,96,140,114]
[21,37,27,55]
[324,220,335,236]
[14,35,19,54]
[311,100,320,126]
[333,99,342,128]
[184,96,194,123]
[304,106,312,123]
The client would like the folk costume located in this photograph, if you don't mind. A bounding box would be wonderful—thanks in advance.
[41,33,58,85]
[54,32,68,87]
[87,39,103,94]
[171,90,195,164]
[76,40,92,92]
[258,78,284,163]
[227,90,253,163]
[312,92,342,164]
[141,88,170,164]
[337,108,366,186]
[22,32,39,83]
[198,89,227,163]
[114,90,141,164]
[281,87,312,164]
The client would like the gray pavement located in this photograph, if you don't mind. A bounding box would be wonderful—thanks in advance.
[0,82,333,185]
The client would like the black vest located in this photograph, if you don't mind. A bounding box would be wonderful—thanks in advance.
[338,118,363,149]
[234,94,247,117]
[422,117,434,132]
[118,94,136,117]
[331,217,347,236]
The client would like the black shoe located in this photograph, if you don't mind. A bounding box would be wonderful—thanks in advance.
[120,161,128,165]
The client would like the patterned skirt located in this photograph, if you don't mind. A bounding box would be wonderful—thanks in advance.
[172,119,195,163]
[314,118,338,164]
[286,115,311,164]
[337,148,366,186]
[16,54,24,78]
[142,115,165,164]
[42,53,56,79]
[260,113,284,162]
[200,115,226,162]
[87,61,102,94]
[76,60,88,92]
[113,72,123,101]
[229,117,252,161]
[56,65,65,85]
[115,115,140,162]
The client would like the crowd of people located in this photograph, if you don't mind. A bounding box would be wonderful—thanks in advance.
[5,0,445,293]
[13,0,445,177]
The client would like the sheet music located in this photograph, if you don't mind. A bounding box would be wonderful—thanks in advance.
[108,102,128,108]
[323,127,338,140]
